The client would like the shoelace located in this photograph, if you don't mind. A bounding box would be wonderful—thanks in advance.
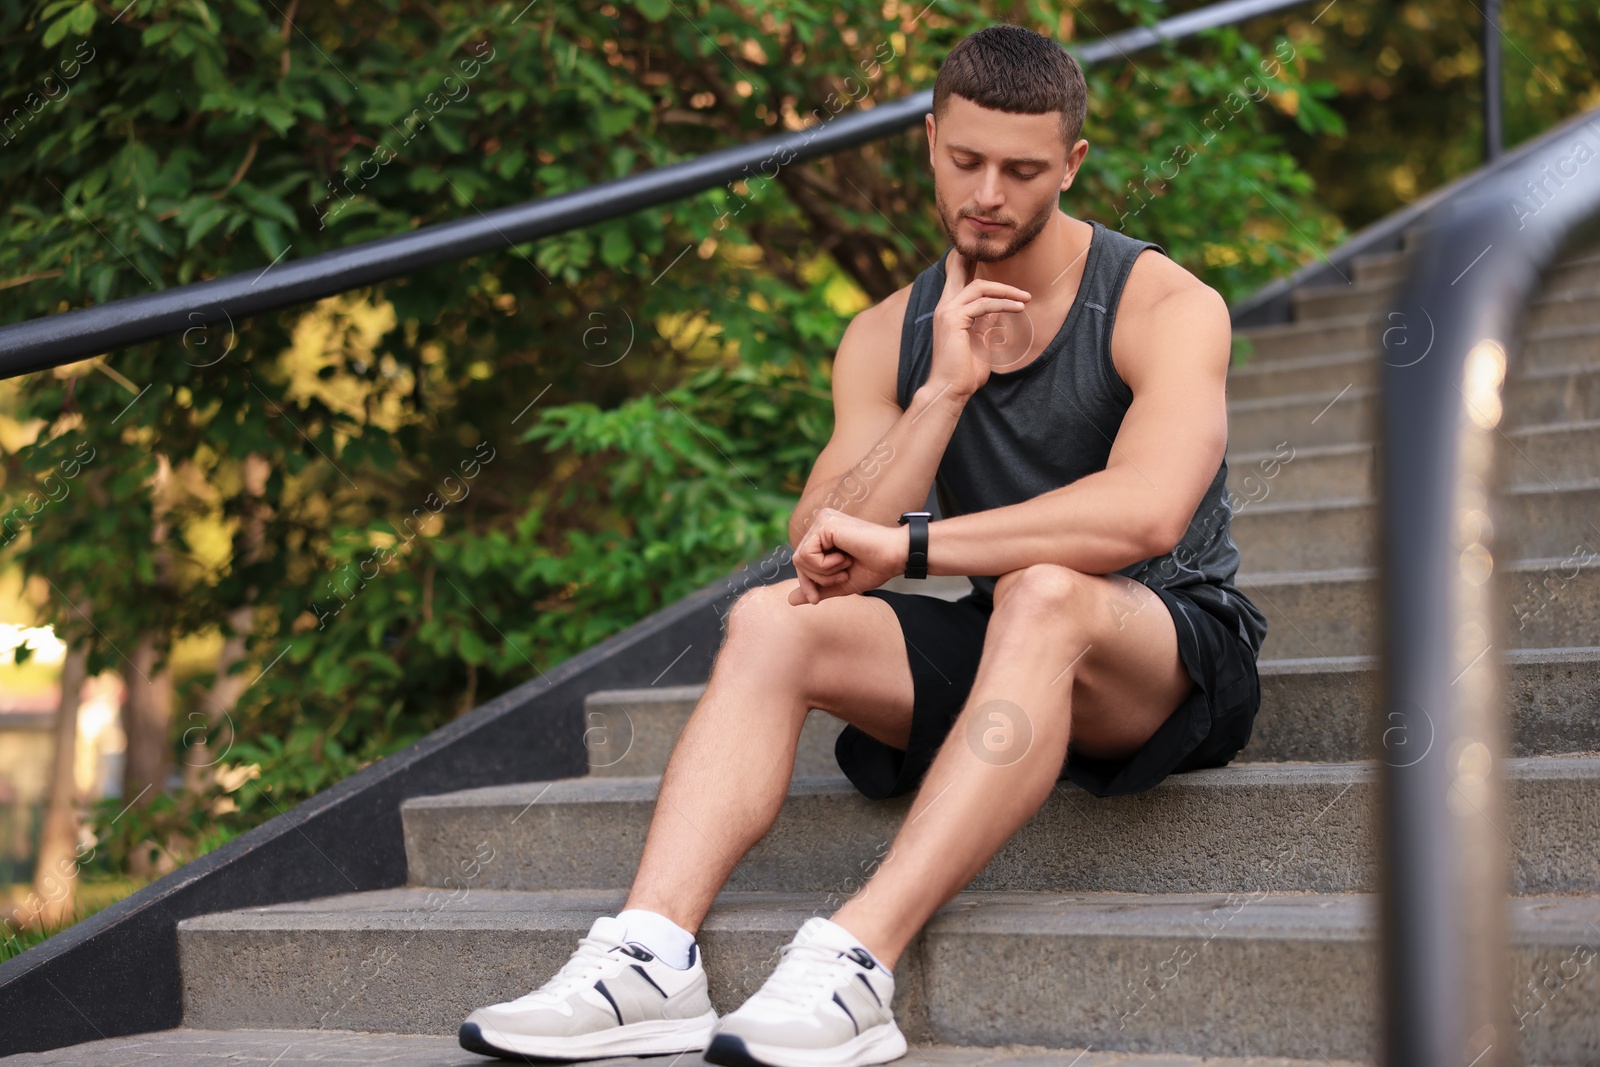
[511,934,623,1005]
[756,940,856,1012]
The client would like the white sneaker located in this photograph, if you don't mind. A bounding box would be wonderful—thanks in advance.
[459,915,718,1060]
[705,917,907,1067]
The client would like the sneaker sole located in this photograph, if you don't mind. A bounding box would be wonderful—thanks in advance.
[460,1012,719,1061]
[704,1024,909,1067]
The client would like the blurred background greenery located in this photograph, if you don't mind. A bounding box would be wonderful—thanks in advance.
[1,0,1596,955]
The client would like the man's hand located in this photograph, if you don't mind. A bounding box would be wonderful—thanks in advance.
[789,508,908,605]
[929,250,1031,400]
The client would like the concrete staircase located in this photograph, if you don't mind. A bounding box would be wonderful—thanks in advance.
[68,239,1600,1066]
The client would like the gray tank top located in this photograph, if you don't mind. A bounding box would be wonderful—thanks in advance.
[896,218,1268,658]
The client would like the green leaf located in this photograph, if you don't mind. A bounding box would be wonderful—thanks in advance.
[407,168,448,193]
[42,12,74,48]
[193,46,227,91]
[430,120,466,154]
[67,1,96,36]
[251,216,286,260]
[596,106,635,138]
[495,148,527,180]
[458,628,489,662]
[142,22,180,46]
[635,0,670,20]
[184,203,230,249]
[232,183,299,229]
[258,101,296,135]
[135,216,170,252]
[600,228,632,268]
[89,263,116,304]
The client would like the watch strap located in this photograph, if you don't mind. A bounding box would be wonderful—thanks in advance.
[898,511,930,579]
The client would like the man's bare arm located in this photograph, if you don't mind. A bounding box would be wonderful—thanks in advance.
[789,250,1033,552]
[786,298,966,549]
[920,277,1231,577]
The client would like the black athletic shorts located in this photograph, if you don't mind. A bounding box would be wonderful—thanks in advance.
[832,582,1262,800]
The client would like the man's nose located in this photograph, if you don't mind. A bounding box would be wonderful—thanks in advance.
[975,167,1005,210]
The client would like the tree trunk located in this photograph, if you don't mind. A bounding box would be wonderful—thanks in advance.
[119,635,175,814]
[182,452,269,789]
[181,603,251,790]
[121,454,178,878]
[31,604,91,930]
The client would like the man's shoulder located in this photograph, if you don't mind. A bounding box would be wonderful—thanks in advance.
[1118,239,1221,318]
[843,278,917,355]
[831,279,920,413]
[1109,237,1230,388]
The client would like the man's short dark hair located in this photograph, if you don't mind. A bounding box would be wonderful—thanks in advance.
[932,24,1088,149]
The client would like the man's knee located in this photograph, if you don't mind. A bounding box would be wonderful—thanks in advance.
[992,563,1095,624]
[721,577,809,646]
[994,562,1091,606]
[714,579,829,699]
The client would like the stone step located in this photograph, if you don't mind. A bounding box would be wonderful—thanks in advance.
[1290,252,1600,322]
[1227,420,1600,502]
[583,648,1600,777]
[1233,314,1374,365]
[1527,322,1600,370]
[1350,249,1410,286]
[1228,340,1600,402]
[398,757,1600,897]
[1228,350,1380,401]
[1250,647,1600,763]
[1289,281,1396,322]
[174,886,1600,1064]
[1242,554,1600,660]
[1228,480,1600,572]
[1226,364,1600,453]
[1236,311,1600,368]
[1528,283,1600,330]
[586,683,849,779]
[1224,384,1368,454]
[0,1027,1372,1067]
[858,564,1600,661]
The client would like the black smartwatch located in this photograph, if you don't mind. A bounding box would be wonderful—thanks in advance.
[897,511,932,579]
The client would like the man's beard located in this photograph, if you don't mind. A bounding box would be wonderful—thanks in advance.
[936,188,1055,263]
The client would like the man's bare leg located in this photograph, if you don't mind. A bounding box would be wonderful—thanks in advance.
[622,580,920,934]
[831,564,1194,969]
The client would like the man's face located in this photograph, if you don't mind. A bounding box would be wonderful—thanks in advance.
[926,94,1088,262]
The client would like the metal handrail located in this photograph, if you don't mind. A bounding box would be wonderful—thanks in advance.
[0,0,1320,380]
[1379,107,1600,1067]
[1482,0,1503,162]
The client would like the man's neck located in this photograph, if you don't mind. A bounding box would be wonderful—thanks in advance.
[970,211,1093,298]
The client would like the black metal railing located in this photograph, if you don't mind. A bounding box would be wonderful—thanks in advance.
[1482,0,1503,162]
[1379,108,1600,1067]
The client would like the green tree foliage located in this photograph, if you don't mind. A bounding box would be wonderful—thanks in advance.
[1267,0,1600,228]
[0,0,1566,874]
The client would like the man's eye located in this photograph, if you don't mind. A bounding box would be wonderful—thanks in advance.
[1013,171,1039,180]
[954,160,978,170]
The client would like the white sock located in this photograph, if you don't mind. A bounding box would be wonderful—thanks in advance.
[616,908,696,970]
[823,917,893,976]
[853,941,893,976]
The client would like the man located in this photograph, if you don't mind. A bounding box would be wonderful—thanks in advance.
[459,22,1268,1067]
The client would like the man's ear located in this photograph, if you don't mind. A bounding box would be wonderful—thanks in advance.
[925,112,936,168]
[1060,139,1090,193]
